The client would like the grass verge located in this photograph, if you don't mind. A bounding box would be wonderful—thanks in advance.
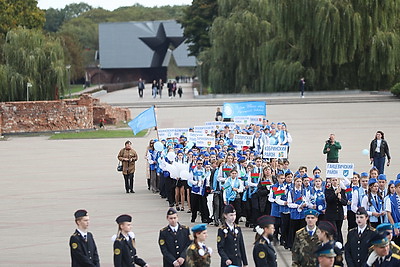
[49,129,147,140]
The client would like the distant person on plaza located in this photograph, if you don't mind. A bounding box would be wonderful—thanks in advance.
[253,215,277,267]
[177,86,183,98]
[167,80,173,98]
[158,208,191,267]
[186,224,212,267]
[323,134,342,163]
[152,80,158,99]
[69,209,100,267]
[291,209,320,267]
[138,78,145,98]
[215,107,223,121]
[299,77,305,98]
[172,81,177,97]
[369,130,391,174]
[113,214,149,267]
[117,140,138,193]
[157,78,164,98]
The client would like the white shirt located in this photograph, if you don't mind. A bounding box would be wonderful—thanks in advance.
[376,140,382,153]
[170,225,179,232]
[358,225,367,235]
[77,229,87,239]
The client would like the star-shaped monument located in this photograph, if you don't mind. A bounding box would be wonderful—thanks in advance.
[139,23,185,67]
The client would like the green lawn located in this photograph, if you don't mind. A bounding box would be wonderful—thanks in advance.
[49,129,147,139]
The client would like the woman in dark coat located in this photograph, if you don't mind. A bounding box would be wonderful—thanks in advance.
[369,130,391,174]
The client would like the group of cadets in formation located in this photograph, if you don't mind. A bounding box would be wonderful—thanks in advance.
[70,121,400,266]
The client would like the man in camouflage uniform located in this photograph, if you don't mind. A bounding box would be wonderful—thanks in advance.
[292,209,320,267]
[186,224,211,267]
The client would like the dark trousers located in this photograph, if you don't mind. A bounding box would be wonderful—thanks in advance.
[347,210,357,230]
[190,193,209,222]
[327,158,339,163]
[123,173,134,192]
[138,88,143,97]
[159,173,167,198]
[288,218,305,249]
[150,169,158,193]
[373,155,386,174]
[212,192,222,223]
[165,177,176,205]
[273,216,282,242]
[250,197,261,225]
[229,198,242,224]
[280,213,290,247]
[329,220,344,243]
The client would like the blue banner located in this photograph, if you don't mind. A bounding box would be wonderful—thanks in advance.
[128,106,157,135]
[222,101,266,118]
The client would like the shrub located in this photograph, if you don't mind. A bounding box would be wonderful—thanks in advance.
[390,82,400,97]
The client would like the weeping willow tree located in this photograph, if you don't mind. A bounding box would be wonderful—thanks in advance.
[204,0,272,93]
[203,0,400,93]
[0,28,66,101]
[262,0,400,91]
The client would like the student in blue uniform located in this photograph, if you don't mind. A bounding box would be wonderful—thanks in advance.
[253,215,277,267]
[217,204,248,267]
[113,214,148,267]
[159,208,192,267]
[69,209,100,267]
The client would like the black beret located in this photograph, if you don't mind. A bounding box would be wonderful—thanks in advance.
[223,204,236,214]
[74,209,88,219]
[257,215,275,228]
[167,208,177,216]
[116,214,132,224]
[356,207,368,216]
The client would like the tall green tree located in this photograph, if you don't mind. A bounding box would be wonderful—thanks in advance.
[0,0,45,36]
[0,28,66,101]
[179,0,218,57]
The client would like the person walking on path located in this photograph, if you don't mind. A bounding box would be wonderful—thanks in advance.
[323,134,342,163]
[369,130,391,174]
[299,77,305,98]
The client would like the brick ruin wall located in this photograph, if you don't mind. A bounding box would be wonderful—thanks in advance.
[0,95,130,135]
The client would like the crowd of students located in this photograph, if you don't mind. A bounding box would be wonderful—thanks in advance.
[141,120,400,266]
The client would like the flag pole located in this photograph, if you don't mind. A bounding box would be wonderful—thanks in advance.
[153,105,159,140]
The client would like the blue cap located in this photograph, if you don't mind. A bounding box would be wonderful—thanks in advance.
[395,180,400,187]
[177,150,183,154]
[353,171,359,175]
[277,170,284,175]
[304,209,319,217]
[369,178,378,186]
[378,174,387,181]
[315,242,336,258]
[370,232,390,247]
[210,151,216,155]
[361,172,369,177]
[191,223,207,233]
[376,223,394,233]
[397,173,400,180]
[313,166,321,172]
[314,174,321,179]
[389,180,395,185]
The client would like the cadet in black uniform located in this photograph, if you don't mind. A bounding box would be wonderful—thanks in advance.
[253,215,277,267]
[113,214,148,267]
[69,209,100,267]
[217,204,248,267]
[344,207,375,267]
[159,208,192,267]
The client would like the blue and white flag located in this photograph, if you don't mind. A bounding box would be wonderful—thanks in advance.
[128,106,157,135]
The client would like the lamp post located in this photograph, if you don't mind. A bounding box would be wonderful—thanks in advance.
[66,65,71,98]
[97,64,101,90]
[26,82,32,101]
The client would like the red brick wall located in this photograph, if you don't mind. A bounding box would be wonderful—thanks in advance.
[0,95,130,134]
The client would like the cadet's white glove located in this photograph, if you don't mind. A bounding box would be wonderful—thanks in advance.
[366,251,379,266]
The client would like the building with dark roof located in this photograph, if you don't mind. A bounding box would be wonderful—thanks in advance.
[94,20,196,84]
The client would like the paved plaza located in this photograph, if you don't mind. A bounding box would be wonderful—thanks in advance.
[0,86,399,266]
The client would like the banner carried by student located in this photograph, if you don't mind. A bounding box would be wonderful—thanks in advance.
[326,163,354,179]
[262,145,288,158]
[233,134,253,147]
[223,101,266,119]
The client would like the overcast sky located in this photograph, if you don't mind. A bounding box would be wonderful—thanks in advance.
[37,0,193,10]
